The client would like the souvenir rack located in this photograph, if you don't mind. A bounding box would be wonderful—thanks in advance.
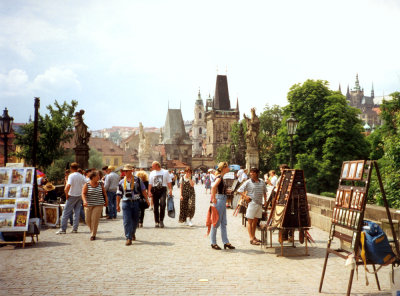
[264,169,311,256]
[319,160,400,295]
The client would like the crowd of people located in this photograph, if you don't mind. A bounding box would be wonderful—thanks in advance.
[53,160,287,248]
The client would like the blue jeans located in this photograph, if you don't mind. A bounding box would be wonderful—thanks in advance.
[60,195,82,231]
[107,191,117,218]
[210,194,230,245]
[122,200,139,240]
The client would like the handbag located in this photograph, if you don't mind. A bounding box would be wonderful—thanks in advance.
[139,196,149,210]
[167,194,175,218]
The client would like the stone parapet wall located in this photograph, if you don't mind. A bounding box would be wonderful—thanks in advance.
[307,193,400,233]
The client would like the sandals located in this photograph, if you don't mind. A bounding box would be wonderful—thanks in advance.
[211,244,221,250]
[250,239,261,245]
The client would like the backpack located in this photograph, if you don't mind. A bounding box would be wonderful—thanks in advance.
[361,220,395,265]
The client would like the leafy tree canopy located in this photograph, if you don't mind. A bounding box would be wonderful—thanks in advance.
[14,100,78,169]
[369,92,400,208]
[215,145,231,164]
[275,80,370,194]
[258,104,283,173]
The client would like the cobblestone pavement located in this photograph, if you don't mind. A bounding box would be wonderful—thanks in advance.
[0,184,394,295]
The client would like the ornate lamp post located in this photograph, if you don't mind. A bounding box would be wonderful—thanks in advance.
[0,108,14,166]
[286,112,299,169]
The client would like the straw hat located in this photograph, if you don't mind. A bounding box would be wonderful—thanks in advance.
[108,165,115,171]
[122,164,134,171]
[43,182,55,191]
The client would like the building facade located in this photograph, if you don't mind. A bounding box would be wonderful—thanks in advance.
[345,74,381,128]
[205,75,239,157]
[162,108,192,166]
[192,90,207,157]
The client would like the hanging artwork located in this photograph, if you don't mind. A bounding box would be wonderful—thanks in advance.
[0,167,34,232]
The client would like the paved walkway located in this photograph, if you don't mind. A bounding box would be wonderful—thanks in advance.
[0,184,394,295]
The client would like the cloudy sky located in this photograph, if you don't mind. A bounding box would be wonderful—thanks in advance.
[1,0,400,130]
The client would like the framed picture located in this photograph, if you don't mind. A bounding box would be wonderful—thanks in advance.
[335,190,341,205]
[355,212,360,227]
[343,190,352,208]
[347,211,353,227]
[43,205,59,227]
[351,191,359,209]
[357,193,365,210]
[341,162,350,179]
[354,161,365,180]
[348,162,357,179]
[332,207,337,223]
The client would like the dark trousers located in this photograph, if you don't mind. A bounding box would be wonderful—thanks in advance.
[153,188,167,223]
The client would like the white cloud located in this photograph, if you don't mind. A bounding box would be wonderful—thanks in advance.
[0,69,29,96]
[0,67,81,97]
[31,67,81,93]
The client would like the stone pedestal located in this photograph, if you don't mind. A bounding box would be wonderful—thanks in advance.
[139,157,149,169]
[245,147,259,170]
[74,145,90,170]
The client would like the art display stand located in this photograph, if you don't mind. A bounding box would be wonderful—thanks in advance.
[319,160,400,295]
[264,169,311,257]
[0,166,39,248]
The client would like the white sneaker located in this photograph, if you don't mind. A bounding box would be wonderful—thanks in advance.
[187,219,193,227]
[56,230,66,234]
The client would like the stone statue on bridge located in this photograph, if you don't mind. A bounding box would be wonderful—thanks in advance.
[74,109,91,146]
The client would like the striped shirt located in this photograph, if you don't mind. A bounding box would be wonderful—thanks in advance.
[86,182,104,207]
[237,178,266,205]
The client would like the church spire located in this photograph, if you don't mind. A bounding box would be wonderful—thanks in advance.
[371,82,375,98]
[338,83,342,94]
[355,73,361,91]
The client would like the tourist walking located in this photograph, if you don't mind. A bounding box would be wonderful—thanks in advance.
[135,170,150,228]
[210,162,235,250]
[116,165,148,246]
[204,171,212,194]
[57,162,86,234]
[82,170,108,240]
[148,161,172,228]
[104,165,120,219]
[179,167,195,226]
[237,167,267,245]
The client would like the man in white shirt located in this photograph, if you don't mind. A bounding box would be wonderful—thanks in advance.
[148,161,172,228]
[56,162,86,234]
[238,168,248,183]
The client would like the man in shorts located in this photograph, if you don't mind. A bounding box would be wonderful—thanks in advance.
[237,167,267,245]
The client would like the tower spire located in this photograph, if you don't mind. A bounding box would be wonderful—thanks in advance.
[355,73,360,91]
[338,83,342,94]
[371,82,375,98]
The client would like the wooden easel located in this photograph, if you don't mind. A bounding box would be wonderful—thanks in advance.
[0,231,38,248]
[264,169,311,256]
[319,160,400,295]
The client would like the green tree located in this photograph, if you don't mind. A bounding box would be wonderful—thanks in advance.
[14,100,77,169]
[89,148,104,170]
[258,105,283,173]
[45,151,74,184]
[275,80,370,194]
[215,145,231,163]
[369,92,400,208]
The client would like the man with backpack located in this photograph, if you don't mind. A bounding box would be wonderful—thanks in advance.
[148,161,172,228]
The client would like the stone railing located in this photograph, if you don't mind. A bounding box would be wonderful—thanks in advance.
[308,193,400,237]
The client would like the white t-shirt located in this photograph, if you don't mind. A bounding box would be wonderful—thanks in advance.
[270,175,278,187]
[149,169,172,188]
[239,172,248,183]
[67,172,86,196]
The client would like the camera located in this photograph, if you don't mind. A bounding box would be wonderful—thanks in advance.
[125,192,132,198]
